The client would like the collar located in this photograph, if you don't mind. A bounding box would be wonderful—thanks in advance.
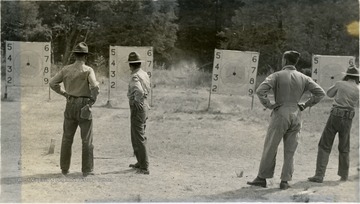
[74,60,85,65]
[131,68,141,75]
[282,65,297,70]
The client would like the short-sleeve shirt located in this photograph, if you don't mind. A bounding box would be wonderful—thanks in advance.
[50,61,99,97]
[327,80,359,109]
[127,68,151,103]
[256,65,325,108]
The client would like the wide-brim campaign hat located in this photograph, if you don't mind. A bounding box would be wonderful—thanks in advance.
[127,51,144,63]
[342,66,359,76]
[72,42,89,54]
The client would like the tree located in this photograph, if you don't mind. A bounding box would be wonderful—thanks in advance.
[1,1,51,43]
[38,1,100,65]
[91,0,178,68]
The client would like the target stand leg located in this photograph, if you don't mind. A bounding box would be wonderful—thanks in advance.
[4,85,8,100]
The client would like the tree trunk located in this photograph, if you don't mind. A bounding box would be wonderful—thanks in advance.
[62,28,78,65]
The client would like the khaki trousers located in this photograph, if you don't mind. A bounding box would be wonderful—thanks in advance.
[258,105,302,181]
[130,105,149,170]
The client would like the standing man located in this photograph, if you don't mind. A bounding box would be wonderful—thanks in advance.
[50,42,100,177]
[247,51,325,189]
[127,51,151,175]
[308,66,359,183]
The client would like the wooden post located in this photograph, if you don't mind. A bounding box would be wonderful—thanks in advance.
[207,88,212,111]
[48,138,56,154]
[4,85,8,99]
[251,95,254,110]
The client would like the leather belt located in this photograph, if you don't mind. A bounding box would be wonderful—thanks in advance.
[331,107,355,119]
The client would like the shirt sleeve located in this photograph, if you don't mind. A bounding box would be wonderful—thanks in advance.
[49,69,66,96]
[87,68,100,101]
[130,75,145,103]
[326,83,338,98]
[304,77,326,108]
[256,74,276,108]
[88,68,100,88]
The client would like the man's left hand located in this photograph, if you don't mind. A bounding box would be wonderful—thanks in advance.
[134,101,144,111]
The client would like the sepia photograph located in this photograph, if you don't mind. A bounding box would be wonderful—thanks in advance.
[1,0,359,202]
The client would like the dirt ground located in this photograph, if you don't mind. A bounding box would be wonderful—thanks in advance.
[1,83,359,202]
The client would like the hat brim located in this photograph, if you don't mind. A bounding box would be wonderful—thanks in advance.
[342,72,359,76]
[127,60,144,63]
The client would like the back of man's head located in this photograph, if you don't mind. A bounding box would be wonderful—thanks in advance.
[283,51,300,66]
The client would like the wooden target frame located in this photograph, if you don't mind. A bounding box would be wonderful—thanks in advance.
[107,46,153,107]
[312,55,355,91]
[208,49,259,109]
[5,41,51,99]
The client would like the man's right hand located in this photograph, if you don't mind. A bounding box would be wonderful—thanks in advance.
[298,103,306,111]
[63,92,70,100]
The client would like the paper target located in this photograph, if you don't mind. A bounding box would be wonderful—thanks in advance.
[108,46,153,103]
[312,55,355,91]
[211,49,259,96]
[6,41,51,87]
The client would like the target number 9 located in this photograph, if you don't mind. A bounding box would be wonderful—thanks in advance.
[248,89,254,95]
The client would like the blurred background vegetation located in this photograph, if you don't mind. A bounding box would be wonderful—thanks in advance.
[1,0,359,83]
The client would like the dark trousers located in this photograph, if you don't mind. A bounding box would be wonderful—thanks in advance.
[315,108,354,178]
[60,98,94,173]
[130,105,149,170]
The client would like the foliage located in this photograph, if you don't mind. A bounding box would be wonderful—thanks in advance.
[220,0,359,74]
[177,0,245,71]
[1,1,51,43]
[1,0,358,77]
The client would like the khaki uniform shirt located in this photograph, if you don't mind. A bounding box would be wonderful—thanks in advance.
[50,61,99,97]
[256,65,325,109]
[127,68,151,104]
[327,80,359,109]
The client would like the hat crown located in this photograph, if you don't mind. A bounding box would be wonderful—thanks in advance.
[73,42,88,53]
[128,52,142,63]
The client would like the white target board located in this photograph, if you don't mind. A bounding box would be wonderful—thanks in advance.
[6,41,51,87]
[108,46,153,103]
[211,49,259,96]
[312,55,355,90]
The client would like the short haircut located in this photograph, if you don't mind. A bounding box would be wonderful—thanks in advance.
[283,51,300,65]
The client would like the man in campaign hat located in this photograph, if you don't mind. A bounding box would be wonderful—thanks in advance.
[50,42,100,177]
[247,50,325,189]
[127,51,151,175]
[308,66,359,183]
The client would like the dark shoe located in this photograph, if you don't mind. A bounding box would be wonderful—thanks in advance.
[247,176,267,188]
[308,175,323,183]
[280,181,290,190]
[61,170,69,175]
[129,163,140,169]
[340,176,348,181]
[136,169,150,175]
[83,171,95,177]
